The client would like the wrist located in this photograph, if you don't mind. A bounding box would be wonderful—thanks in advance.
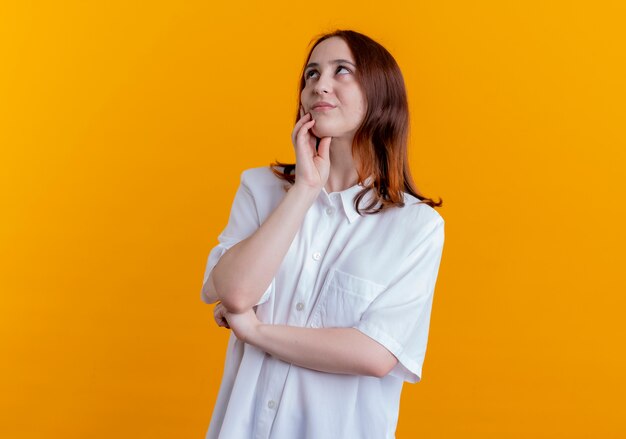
[246,322,264,346]
[291,182,321,201]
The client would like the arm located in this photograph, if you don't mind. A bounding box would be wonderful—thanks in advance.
[208,112,331,313]
[220,306,398,378]
[208,183,319,312]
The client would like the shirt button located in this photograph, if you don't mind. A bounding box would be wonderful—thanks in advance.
[296,302,304,311]
[267,400,276,409]
[325,207,335,215]
[312,252,321,261]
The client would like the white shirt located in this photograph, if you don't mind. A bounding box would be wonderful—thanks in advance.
[201,166,445,439]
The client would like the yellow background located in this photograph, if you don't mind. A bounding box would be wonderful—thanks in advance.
[1,1,625,437]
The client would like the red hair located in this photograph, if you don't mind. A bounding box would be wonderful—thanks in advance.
[270,29,442,213]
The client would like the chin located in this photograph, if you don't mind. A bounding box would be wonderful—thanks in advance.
[311,122,337,139]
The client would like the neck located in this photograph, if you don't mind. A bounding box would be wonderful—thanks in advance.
[325,137,359,193]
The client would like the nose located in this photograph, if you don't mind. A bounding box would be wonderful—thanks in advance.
[313,73,331,95]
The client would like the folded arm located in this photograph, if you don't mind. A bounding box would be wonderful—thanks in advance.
[220,306,398,378]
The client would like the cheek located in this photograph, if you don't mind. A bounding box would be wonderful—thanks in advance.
[346,89,366,118]
[357,94,367,114]
[301,85,313,101]
[350,99,367,124]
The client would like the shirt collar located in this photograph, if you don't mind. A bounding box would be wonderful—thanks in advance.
[322,176,375,224]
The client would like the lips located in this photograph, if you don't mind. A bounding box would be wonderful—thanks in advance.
[311,101,336,110]
[311,102,335,111]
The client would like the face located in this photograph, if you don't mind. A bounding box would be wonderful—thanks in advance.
[301,37,367,140]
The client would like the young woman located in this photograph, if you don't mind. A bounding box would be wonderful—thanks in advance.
[201,29,445,438]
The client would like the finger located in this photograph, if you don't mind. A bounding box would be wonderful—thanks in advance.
[214,310,225,327]
[317,136,332,160]
[292,113,312,143]
[294,112,311,129]
[215,307,230,329]
[299,105,304,118]
[296,119,317,144]
[213,304,226,324]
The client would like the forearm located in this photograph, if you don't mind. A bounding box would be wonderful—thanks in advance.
[211,184,319,312]
[247,324,397,378]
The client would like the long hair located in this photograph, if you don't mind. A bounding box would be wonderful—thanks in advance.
[270,29,442,213]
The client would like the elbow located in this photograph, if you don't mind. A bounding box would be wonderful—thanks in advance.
[211,270,261,312]
[200,290,211,305]
[219,291,255,314]
[370,355,399,378]
[201,281,218,304]
[353,328,399,378]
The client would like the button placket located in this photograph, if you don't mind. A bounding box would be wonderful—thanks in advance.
[300,197,338,328]
[255,360,291,437]
[309,198,338,265]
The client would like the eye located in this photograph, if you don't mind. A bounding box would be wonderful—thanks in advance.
[336,65,351,74]
[305,69,319,80]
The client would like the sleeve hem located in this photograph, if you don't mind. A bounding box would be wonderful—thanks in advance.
[353,320,423,384]
[200,245,228,304]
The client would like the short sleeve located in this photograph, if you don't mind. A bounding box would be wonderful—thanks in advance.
[352,217,445,383]
[200,170,273,306]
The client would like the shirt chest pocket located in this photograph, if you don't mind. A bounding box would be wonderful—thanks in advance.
[309,269,386,328]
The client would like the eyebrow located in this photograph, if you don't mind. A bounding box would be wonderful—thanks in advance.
[305,59,356,70]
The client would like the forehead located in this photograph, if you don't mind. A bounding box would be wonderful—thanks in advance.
[308,37,354,63]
